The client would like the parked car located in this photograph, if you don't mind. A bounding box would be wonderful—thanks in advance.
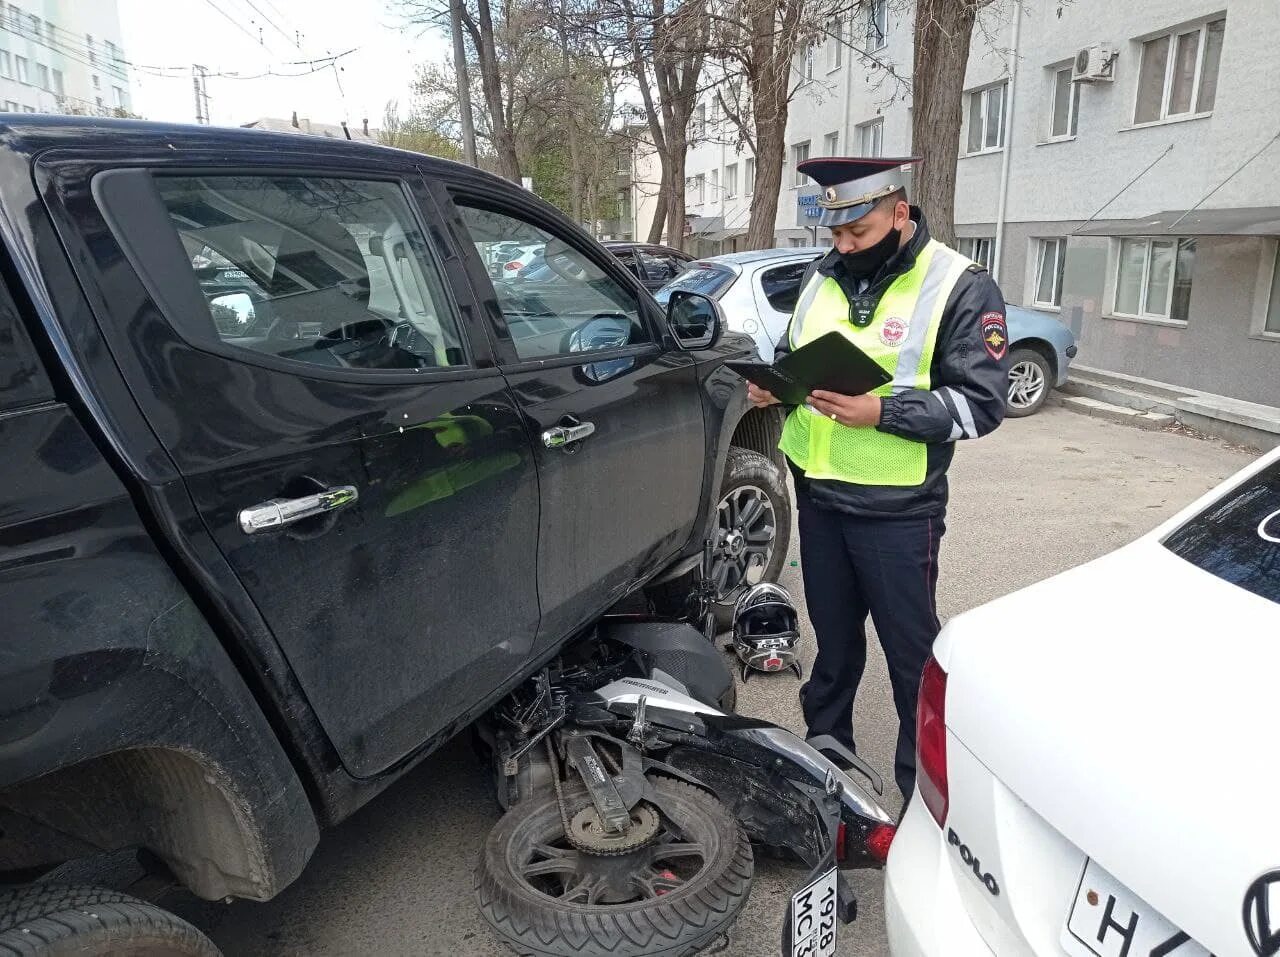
[0,117,797,955]
[603,241,696,292]
[885,444,1280,957]
[656,250,1078,416]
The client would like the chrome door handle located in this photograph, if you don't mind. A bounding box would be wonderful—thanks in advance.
[238,485,359,535]
[542,421,596,449]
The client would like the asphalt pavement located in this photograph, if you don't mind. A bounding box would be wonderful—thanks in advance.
[188,406,1255,956]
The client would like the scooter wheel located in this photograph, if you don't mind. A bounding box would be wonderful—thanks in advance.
[475,779,753,957]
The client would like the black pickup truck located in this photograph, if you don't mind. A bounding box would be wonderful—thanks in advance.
[0,118,812,954]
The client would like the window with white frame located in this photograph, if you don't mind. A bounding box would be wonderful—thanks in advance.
[745,157,756,195]
[866,0,887,51]
[966,82,1007,153]
[1113,237,1196,322]
[709,168,719,198]
[1049,66,1081,139]
[694,103,706,140]
[86,34,96,65]
[1033,238,1067,307]
[823,130,839,155]
[36,63,48,91]
[92,74,100,90]
[959,237,994,271]
[725,163,738,199]
[0,52,10,79]
[826,18,843,71]
[51,69,63,97]
[1266,245,1280,335]
[694,173,706,204]
[1134,18,1226,125]
[15,55,27,84]
[791,141,810,186]
[857,118,883,157]
[804,42,814,81]
[3,101,18,113]
[113,86,124,109]
[21,105,34,113]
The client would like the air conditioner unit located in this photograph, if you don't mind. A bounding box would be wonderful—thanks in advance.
[1073,43,1116,82]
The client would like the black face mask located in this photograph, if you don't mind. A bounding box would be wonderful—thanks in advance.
[840,225,901,280]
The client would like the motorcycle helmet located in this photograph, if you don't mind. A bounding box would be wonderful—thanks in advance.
[732,582,802,681]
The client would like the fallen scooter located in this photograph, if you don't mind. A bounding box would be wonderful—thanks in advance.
[474,617,896,957]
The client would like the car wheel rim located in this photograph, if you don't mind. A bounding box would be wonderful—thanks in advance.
[1008,359,1046,409]
[710,484,776,602]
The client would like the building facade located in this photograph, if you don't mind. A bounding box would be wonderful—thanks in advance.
[0,1,131,117]
[637,0,1280,407]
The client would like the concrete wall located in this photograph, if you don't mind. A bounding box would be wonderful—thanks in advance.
[1063,234,1280,405]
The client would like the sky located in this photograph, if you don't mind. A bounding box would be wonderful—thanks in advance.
[117,0,450,130]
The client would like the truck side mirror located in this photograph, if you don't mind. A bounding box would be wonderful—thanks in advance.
[667,290,723,351]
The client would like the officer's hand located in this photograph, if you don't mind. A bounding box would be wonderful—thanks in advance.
[808,390,882,428]
[747,382,779,408]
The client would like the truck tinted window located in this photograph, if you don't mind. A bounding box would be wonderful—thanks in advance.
[1163,460,1280,606]
[155,175,466,371]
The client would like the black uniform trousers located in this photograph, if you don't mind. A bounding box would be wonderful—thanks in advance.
[796,487,944,801]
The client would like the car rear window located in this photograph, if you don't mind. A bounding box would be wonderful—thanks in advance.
[759,260,814,313]
[1162,460,1280,605]
[653,264,735,305]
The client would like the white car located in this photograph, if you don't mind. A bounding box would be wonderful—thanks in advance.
[886,445,1280,957]
[653,248,827,361]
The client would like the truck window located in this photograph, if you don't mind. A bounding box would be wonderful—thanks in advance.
[453,203,648,362]
[155,175,466,370]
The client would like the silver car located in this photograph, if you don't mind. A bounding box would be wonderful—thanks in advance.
[656,248,1077,416]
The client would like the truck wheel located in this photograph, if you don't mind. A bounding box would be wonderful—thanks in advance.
[476,778,753,957]
[0,883,220,956]
[710,447,791,629]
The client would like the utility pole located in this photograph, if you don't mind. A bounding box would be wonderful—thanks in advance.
[192,65,210,125]
[448,0,477,166]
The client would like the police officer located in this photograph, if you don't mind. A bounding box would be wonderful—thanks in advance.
[748,156,1009,800]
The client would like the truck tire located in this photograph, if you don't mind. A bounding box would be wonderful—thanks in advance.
[476,778,753,957]
[0,884,220,957]
[711,447,792,629]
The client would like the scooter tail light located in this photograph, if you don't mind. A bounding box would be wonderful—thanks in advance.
[916,655,949,828]
[504,261,520,270]
[866,823,897,864]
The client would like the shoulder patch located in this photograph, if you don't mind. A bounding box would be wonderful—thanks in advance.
[966,263,987,274]
[980,311,1008,361]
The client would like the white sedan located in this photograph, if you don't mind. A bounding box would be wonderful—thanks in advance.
[886,445,1280,957]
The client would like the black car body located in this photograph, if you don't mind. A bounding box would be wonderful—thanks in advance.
[0,118,788,909]
[603,241,695,292]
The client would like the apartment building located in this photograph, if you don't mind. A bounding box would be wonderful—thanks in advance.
[0,0,131,117]
[636,0,1280,408]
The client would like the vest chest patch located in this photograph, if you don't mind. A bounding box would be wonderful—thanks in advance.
[879,316,910,348]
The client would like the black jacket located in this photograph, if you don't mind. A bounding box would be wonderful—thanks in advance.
[778,208,1009,519]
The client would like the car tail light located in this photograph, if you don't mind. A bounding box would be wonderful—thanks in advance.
[504,261,521,271]
[916,655,948,828]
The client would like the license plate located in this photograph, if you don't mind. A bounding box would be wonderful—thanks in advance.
[1063,859,1209,957]
[790,866,838,957]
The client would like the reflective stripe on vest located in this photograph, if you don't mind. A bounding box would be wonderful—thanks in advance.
[778,240,973,487]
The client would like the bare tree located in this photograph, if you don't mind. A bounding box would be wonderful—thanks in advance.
[910,0,998,246]
[401,0,527,180]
